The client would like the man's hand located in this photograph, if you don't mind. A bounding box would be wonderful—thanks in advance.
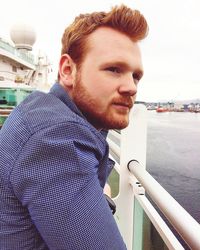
[103,183,111,197]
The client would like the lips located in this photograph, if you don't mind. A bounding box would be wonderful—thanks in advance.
[112,101,133,109]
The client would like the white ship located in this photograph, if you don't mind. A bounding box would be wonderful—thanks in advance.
[0,23,52,126]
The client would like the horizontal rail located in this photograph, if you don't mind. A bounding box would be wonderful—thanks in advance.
[0,39,35,65]
[107,137,120,157]
[107,137,120,159]
[131,182,184,249]
[128,160,200,250]
[110,129,121,141]
[0,109,13,115]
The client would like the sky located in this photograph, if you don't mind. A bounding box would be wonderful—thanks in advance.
[1,0,200,102]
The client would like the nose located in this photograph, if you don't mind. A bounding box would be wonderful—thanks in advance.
[118,75,137,96]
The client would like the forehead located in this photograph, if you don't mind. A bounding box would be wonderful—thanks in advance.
[85,27,142,68]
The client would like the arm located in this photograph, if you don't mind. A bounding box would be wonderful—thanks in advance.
[11,122,126,250]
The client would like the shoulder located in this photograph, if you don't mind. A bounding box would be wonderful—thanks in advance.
[0,90,108,176]
[16,90,107,146]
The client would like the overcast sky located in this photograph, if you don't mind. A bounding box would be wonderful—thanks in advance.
[1,0,200,102]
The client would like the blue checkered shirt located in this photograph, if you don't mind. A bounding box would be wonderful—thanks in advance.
[0,83,126,249]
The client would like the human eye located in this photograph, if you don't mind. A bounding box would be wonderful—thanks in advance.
[106,67,121,73]
[132,72,143,85]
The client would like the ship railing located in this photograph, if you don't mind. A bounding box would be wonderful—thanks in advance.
[0,38,34,65]
[107,104,200,250]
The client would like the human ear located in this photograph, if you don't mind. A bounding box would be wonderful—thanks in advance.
[58,54,76,88]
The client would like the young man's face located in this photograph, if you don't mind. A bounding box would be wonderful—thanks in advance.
[72,27,143,130]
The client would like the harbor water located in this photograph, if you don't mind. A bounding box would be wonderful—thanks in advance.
[146,111,200,224]
[146,111,200,249]
[107,110,200,248]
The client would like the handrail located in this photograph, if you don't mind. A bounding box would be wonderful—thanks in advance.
[109,129,121,141]
[128,160,200,250]
[131,187,184,250]
[107,137,120,162]
[108,105,200,249]
[0,39,35,65]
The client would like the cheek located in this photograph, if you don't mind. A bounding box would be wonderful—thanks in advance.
[81,70,118,102]
[85,75,110,96]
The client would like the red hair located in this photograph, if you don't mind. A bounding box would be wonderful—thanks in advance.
[58,4,148,81]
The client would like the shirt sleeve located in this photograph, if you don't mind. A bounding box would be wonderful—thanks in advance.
[10,122,126,250]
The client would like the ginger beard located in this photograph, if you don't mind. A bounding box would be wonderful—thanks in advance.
[72,72,133,130]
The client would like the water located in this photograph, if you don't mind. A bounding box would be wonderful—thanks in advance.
[146,111,200,248]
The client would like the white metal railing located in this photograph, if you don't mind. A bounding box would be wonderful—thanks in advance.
[0,39,35,65]
[107,104,200,250]
[128,160,200,250]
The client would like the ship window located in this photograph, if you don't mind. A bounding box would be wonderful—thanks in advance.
[12,66,17,72]
[0,96,7,104]
[0,76,5,81]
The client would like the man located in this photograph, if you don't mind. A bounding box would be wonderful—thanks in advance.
[0,5,148,250]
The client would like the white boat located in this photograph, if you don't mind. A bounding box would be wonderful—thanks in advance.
[0,23,52,126]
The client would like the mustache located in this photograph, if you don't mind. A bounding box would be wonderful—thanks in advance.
[112,97,134,109]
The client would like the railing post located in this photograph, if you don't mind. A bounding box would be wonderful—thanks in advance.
[114,104,147,250]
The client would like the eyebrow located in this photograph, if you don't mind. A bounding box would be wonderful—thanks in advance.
[100,61,144,78]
